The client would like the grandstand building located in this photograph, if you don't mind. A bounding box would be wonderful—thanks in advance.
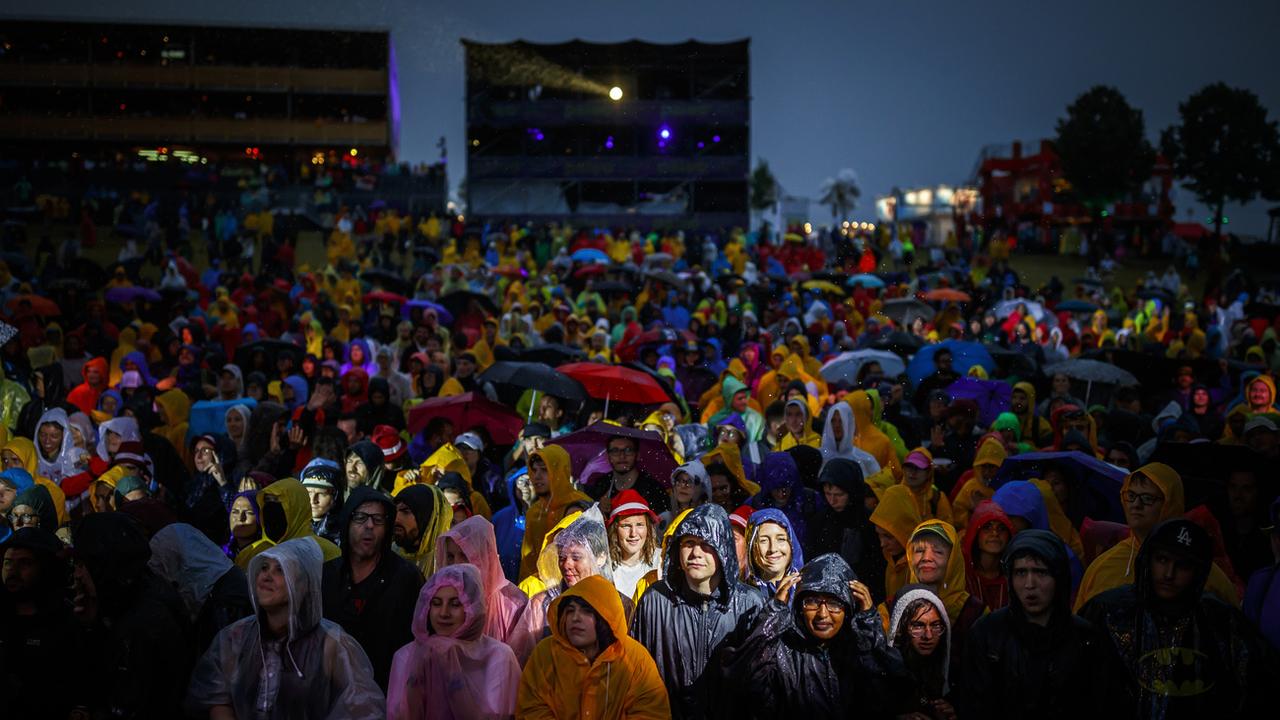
[463,39,750,230]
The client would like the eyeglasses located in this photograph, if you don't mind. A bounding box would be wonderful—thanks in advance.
[607,447,637,457]
[717,428,740,439]
[673,475,696,487]
[1122,490,1163,507]
[11,513,38,525]
[351,511,388,526]
[907,621,945,638]
[799,596,845,612]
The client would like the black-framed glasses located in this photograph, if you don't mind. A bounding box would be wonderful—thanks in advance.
[351,511,388,526]
[907,620,945,637]
[1122,490,1162,507]
[800,596,844,612]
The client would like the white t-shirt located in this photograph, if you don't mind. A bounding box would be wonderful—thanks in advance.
[612,557,659,600]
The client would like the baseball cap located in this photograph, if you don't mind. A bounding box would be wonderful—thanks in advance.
[910,523,954,548]
[454,432,484,452]
[522,423,551,439]
[1243,416,1277,435]
[729,505,754,531]
[904,449,933,470]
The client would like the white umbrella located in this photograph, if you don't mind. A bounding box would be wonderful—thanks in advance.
[820,350,907,385]
[1044,359,1139,405]
[992,299,1047,322]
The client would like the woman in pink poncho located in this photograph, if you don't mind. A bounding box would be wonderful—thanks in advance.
[434,515,529,647]
[387,563,521,720]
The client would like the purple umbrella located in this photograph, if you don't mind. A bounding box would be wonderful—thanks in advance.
[401,299,454,325]
[945,377,1012,428]
[105,286,162,304]
[991,450,1128,524]
[550,422,678,490]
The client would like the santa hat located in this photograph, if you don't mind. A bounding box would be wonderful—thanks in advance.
[608,489,658,525]
[372,425,406,463]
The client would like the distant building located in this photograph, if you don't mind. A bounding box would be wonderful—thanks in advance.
[463,39,750,230]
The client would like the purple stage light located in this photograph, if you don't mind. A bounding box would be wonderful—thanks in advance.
[658,126,671,140]
[605,135,615,149]
[712,135,721,143]
[697,142,705,149]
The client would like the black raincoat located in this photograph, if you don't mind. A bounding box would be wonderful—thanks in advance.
[806,458,887,603]
[631,503,766,720]
[1080,519,1280,719]
[724,553,905,718]
[321,486,424,690]
[963,529,1129,719]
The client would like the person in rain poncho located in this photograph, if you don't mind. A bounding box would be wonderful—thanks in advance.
[808,458,887,604]
[394,483,453,577]
[906,519,988,680]
[963,529,1129,719]
[435,515,529,648]
[724,553,904,718]
[388,563,521,720]
[742,507,805,596]
[706,375,766,443]
[961,500,1014,612]
[35,407,92,499]
[662,459,712,530]
[235,477,342,569]
[519,445,592,581]
[847,390,903,481]
[1080,519,1279,719]
[631,503,767,720]
[951,437,1006,531]
[819,402,881,480]
[187,538,387,719]
[898,447,954,524]
[148,522,253,653]
[1073,462,1239,612]
[517,574,670,720]
[870,484,923,605]
[888,585,955,719]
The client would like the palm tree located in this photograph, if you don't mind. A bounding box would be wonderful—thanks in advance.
[819,168,860,222]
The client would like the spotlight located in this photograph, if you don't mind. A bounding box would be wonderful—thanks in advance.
[658,126,671,140]
[609,86,623,101]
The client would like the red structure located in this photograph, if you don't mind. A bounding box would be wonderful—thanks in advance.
[973,140,1175,231]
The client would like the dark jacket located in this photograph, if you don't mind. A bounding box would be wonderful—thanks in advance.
[963,529,1128,719]
[631,503,767,720]
[806,458,887,604]
[321,485,424,691]
[1080,519,1280,719]
[724,553,905,718]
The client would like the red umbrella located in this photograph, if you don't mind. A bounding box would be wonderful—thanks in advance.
[364,290,408,305]
[557,362,673,405]
[492,266,528,279]
[921,288,971,303]
[5,294,61,317]
[629,327,697,347]
[406,392,524,444]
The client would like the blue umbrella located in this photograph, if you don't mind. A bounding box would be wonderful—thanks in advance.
[944,377,1012,427]
[401,299,454,325]
[1055,300,1099,313]
[906,340,996,388]
[571,248,610,264]
[846,273,885,289]
[105,286,162,304]
[991,450,1128,524]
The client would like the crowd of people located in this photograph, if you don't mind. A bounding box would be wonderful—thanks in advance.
[1,203,1279,720]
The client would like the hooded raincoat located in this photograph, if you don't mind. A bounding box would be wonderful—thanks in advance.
[518,574,670,719]
[631,503,767,720]
[148,522,253,652]
[388,564,521,720]
[807,457,887,603]
[395,483,453,577]
[742,507,805,595]
[870,484,923,602]
[819,402,881,480]
[519,445,591,581]
[847,391,903,480]
[907,519,988,675]
[235,478,342,568]
[434,515,529,647]
[186,538,387,719]
[723,553,905,718]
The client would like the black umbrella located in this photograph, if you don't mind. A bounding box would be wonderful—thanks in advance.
[439,289,498,318]
[870,331,925,358]
[360,268,409,294]
[644,269,687,289]
[988,345,1040,379]
[479,361,587,403]
[234,339,304,370]
[882,298,936,325]
[591,280,635,296]
[518,343,586,366]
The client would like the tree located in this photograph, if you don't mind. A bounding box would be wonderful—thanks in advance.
[1161,83,1280,244]
[819,168,860,222]
[750,159,779,212]
[1054,86,1155,211]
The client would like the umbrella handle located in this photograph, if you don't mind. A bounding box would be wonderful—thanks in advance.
[528,390,537,422]
[604,392,610,419]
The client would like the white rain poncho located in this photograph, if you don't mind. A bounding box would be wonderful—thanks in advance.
[819,402,881,479]
[148,522,233,621]
[185,537,386,718]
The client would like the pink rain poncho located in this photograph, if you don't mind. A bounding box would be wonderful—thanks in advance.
[434,515,529,646]
[387,564,521,720]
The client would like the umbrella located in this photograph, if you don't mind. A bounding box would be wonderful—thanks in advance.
[0,319,16,347]
[801,280,846,296]
[47,277,90,291]
[922,288,971,303]
[234,339,304,371]
[1136,287,1174,303]
[992,299,1048,322]
[558,362,674,405]
[906,340,996,388]
[363,290,408,305]
[882,298,936,326]
[518,343,587,366]
[1054,300,1099,314]
[571,248,610,264]
[401,299,454,325]
[987,345,1040,380]
[360,268,408,294]
[642,252,674,267]
[406,392,524,444]
[573,265,607,279]
[550,422,678,490]
[944,377,1012,427]
[820,350,907,386]
[491,266,528,279]
[869,330,925,358]
[439,289,498,317]
[846,274,885,289]
[991,450,1128,524]
[644,269,687,288]
[1043,359,1137,386]
[590,280,634,296]
[629,327,696,348]
[478,361,587,403]
[5,294,60,316]
[105,286,162,305]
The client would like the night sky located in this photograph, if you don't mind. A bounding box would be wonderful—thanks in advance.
[17,0,1280,234]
